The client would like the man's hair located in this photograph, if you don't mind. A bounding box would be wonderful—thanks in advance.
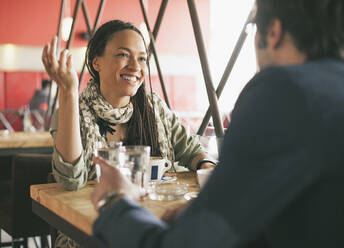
[255,0,344,60]
[41,79,51,89]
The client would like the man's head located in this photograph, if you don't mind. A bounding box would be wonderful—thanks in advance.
[41,79,51,89]
[254,0,344,69]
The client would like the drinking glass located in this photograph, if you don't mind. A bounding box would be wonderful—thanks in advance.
[94,143,127,181]
[119,145,151,189]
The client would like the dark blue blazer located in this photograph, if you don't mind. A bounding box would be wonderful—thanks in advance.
[93,58,344,248]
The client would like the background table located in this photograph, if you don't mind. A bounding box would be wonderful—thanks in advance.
[0,131,53,182]
[30,172,199,248]
[0,131,53,155]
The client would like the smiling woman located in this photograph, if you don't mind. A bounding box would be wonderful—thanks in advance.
[41,20,214,248]
[91,29,147,106]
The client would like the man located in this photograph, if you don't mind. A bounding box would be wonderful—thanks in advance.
[91,0,344,247]
[29,79,51,111]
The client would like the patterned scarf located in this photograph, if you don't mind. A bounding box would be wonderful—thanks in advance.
[79,79,133,180]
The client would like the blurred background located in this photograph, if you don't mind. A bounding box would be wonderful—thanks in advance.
[0,0,256,133]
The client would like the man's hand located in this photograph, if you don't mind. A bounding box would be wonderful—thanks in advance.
[161,202,189,223]
[91,156,145,211]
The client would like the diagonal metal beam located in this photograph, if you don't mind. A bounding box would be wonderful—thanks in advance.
[147,0,168,62]
[197,8,255,135]
[187,0,224,138]
[81,1,92,35]
[66,0,83,49]
[51,0,83,117]
[56,0,66,50]
[46,0,65,122]
[139,0,171,109]
[151,0,169,44]
[79,0,106,88]
[32,110,45,127]
[0,112,14,132]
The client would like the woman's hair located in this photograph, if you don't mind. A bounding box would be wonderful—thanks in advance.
[86,20,161,156]
[255,0,344,60]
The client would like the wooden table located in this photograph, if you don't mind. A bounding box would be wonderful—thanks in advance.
[30,172,199,248]
[0,131,53,155]
[0,131,53,181]
[0,131,53,148]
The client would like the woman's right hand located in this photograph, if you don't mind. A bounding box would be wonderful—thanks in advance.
[42,36,79,95]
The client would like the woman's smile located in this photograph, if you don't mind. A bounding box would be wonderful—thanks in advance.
[120,73,141,84]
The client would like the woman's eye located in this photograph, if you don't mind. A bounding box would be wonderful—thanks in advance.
[117,53,129,58]
[139,57,147,62]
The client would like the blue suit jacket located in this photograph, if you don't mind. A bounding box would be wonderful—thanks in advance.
[93,58,344,248]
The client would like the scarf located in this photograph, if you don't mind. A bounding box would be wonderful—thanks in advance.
[79,80,133,180]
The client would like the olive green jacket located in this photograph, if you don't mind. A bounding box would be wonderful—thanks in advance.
[50,93,204,191]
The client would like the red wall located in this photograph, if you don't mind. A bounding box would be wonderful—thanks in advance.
[0,0,145,47]
[148,0,210,54]
[4,72,41,109]
[0,72,4,109]
[0,0,210,130]
[149,75,197,111]
[0,0,60,46]
[0,0,210,54]
[0,71,196,110]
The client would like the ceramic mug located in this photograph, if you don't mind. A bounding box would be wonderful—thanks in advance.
[148,157,172,181]
[197,167,214,188]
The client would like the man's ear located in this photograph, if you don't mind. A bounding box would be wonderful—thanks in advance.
[267,19,283,49]
[92,57,100,72]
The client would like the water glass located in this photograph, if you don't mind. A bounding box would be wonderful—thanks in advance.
[94,146,126,181]
[120,145,151,188]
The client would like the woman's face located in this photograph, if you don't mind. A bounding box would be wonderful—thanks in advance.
[93,29,147,105]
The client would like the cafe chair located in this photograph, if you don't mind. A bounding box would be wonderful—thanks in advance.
[0,156,11,182]
[0,154,52,248]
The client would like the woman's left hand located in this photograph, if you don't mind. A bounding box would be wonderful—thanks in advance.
[91,156,145,211]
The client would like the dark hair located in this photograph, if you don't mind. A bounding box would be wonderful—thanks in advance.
[86,20,161,156]
[42,79,51,89]
[255,0,344,60]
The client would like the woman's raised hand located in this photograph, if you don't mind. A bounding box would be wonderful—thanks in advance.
[42,36,79,95]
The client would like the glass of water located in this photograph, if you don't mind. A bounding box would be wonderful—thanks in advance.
[119,145,151,189]
[94,144,127,181]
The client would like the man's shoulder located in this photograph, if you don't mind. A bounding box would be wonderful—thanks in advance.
[244,66,294,93]
[252,63,311,83]
[250,59,344,89]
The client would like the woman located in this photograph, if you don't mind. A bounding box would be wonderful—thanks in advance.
[42,19,215,247]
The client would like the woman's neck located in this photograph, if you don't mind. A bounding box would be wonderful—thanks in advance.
[100,88,130,108]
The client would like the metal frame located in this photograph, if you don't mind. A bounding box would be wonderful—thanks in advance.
[139,0,171,108]
[197,8,255,135]
[50,0,83,117]
[49,0,106,122]
[138,0,254,138]
[81,1,92,35]
[46,0,254,139]
[187,0,224,137]
[78,0,106,87]
[0,112,14,132]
